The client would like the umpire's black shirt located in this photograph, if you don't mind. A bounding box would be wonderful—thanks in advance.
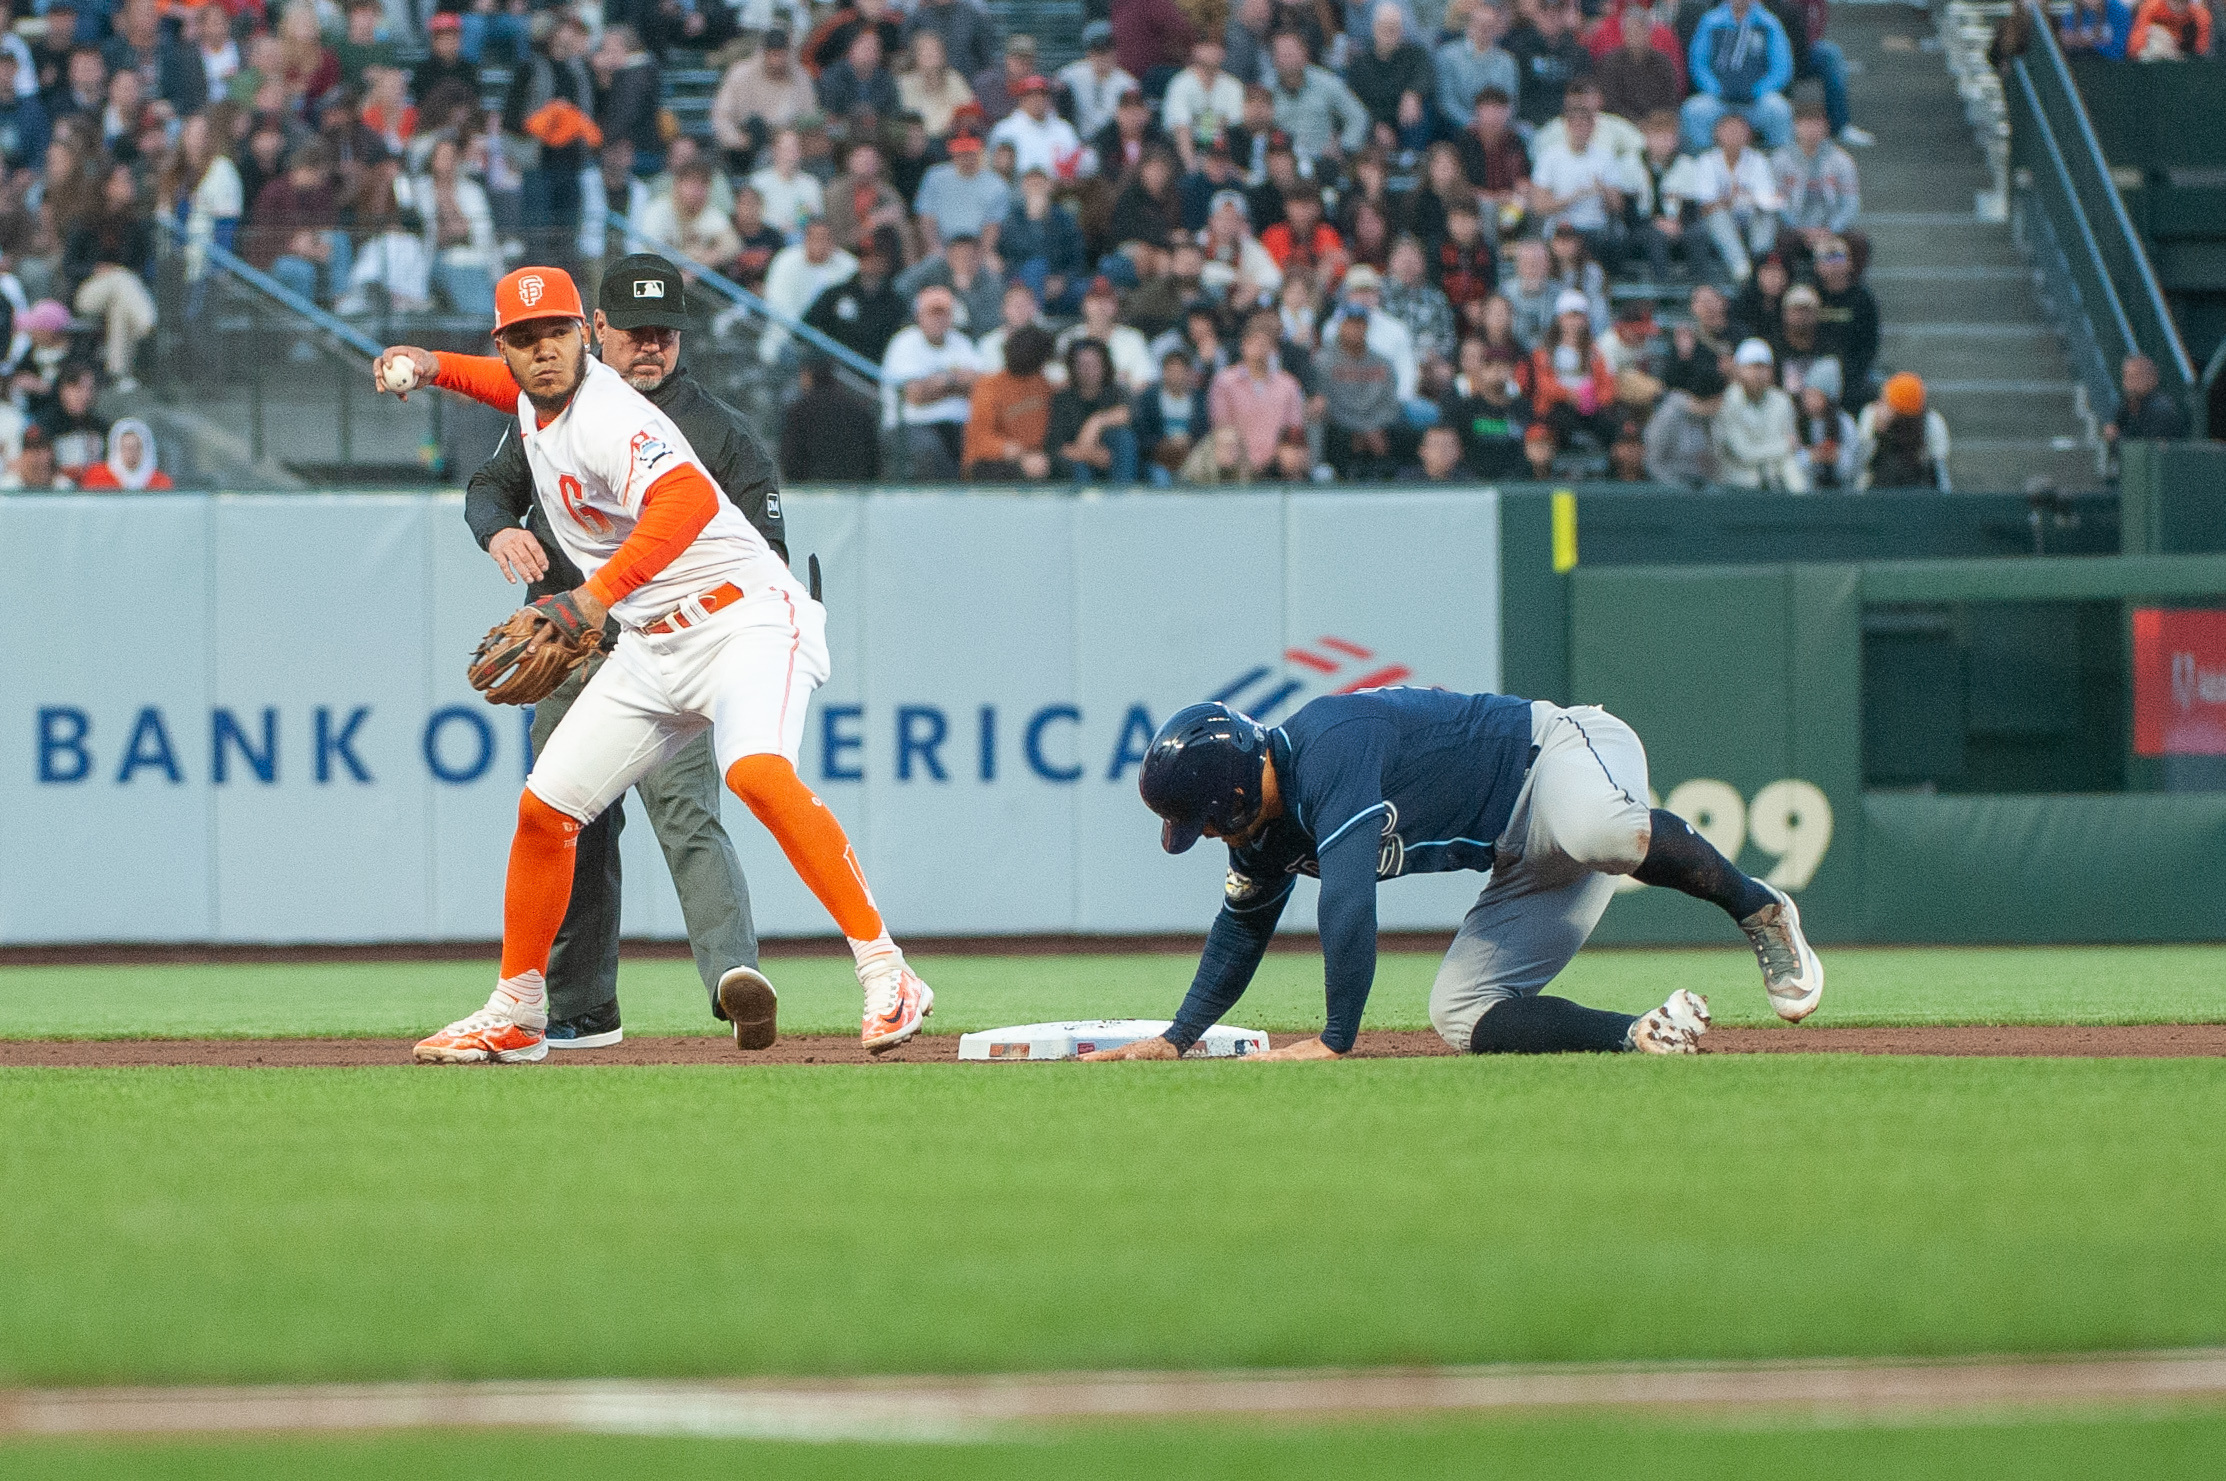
[463,362,789,608]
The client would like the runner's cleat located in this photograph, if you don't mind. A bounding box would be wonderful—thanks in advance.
[1741,885,1824,1022]
[1628,989,1711,1054]
[717,966,780,1051]
[859,953,934,1054]
[414,973,549,1064]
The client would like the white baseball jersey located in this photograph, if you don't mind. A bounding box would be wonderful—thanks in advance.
[516,356,785,628]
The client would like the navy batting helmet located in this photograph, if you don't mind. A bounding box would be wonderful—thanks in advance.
[1138,702,1271,854]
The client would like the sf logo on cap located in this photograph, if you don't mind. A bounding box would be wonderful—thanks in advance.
[634,279,665,299]
[518,274,545,306]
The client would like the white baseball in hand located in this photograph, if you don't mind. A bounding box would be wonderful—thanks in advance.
[380,357,419,393]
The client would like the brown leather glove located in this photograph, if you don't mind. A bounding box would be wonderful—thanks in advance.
[467,591,603,706]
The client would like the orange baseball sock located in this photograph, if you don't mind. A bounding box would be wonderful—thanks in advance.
[725,754,886,942]
[499,789,584,980]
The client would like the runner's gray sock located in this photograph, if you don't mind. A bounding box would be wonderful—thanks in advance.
[1632,808,1776,920]
[1469,996,1640,1054]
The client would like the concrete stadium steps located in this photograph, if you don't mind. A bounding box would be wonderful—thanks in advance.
[1830,3,2100,490]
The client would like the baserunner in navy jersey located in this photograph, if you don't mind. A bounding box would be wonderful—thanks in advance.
[1084,689,1823,1062]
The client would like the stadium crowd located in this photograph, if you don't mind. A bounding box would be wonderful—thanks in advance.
[0,0,2194,490]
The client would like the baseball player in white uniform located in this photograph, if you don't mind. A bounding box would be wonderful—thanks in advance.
[378,266,933,1063]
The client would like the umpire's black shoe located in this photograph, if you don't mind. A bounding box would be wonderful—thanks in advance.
[543,1001,623,1050]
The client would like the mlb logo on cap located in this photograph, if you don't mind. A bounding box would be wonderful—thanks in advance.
[634,279,666,299]
[494,266,585,330]
[597,253,689,329]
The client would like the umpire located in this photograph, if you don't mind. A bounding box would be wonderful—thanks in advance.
[463,252,787,1048]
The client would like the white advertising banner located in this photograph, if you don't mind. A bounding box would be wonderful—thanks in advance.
[0,490,1502,943]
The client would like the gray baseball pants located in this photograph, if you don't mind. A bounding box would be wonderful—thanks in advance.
[533,656,759,1022]
[1428,702,1655,1051]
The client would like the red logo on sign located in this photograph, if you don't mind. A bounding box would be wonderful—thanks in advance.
[2132,608,2226,755]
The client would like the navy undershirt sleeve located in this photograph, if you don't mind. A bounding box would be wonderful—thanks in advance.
[1314,831,1381,1054]
[1165,879,1293,1052]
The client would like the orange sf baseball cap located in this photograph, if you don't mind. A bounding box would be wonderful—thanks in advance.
[493,267,586,332]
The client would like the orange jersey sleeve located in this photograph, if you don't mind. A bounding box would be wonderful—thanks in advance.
[432,352,522,412]
[582,463,721,610]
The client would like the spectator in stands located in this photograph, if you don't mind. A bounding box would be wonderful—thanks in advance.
[1643,353,1725,484]
[1502,236,1560,348]
[74,415,169,489]
[1715,337,1807,490]
[817,27,899,121]
[506,13,596,234]
[1792,356,1859,489]
[1437,0,1518,133]
[898,32,975,141]
[749,127,825,241]
[1267,31,1369,163]
[973,280,1045,370]
[782,351,882,481]
[883,283,982,476]
[1630,108,1700,281]
[897,229,1004,335]
[760,216,857,362]
[912,133,1008,258]
[1683,0,1795,152]
[1108,142,1183,247]
[1775,98,1859,256]
[2105,353,2191,445]
[1455,86,1528,233]
[908,0,1003,82]
[50,45,108,126]
[989,74,1083,179]
[1176,421,1252,483]
[1094,85,1160,181]
[974,33,1037,126]
[0,54,49,174]
[1260,185,1347,282]
[1059,22,1137,142]
[2128,0,2212,57]
[1382,233,1454,369]
[1220,0,1272,90]
[1330,264,1425,409]
[411,134,497,317]
[961,322,1056,480]
[1210,316,1305,470]
[1198,188,1282,296]
[193,4,242,105]
[1765,0,1869,147]
[1597,4,1682,124]
[995,166,1080,311]
[1134,344,1211,481]
[714,30,816,171]
[332,0,393,91]
[824,140,915,262]
[1058,273,1155,392]
[2058,0,2131,58]
[807,0,903,77]
[1320,310,1404,477]
[730,186,786,292]
[245,141,342,306]
[1503,0,1590,132]
[337,150,434,314]
[1529,80,1637,270]
[1774,281,1834,383]
[412,15,476,110]
[1528,288,1614,437]
[1162,36,1245,172]
[1347,1,1435,151]
[1692,110,1781,282]
[1395,421,1464,481]
[1731,249,1790,342]
[636,158,742,270]
[1047,336,1137,482]
[1442,338,1532,476]
[3,426,70,489]
[1857,371,1951,490]
[37,359,108,473]
[593,24,664,170]
[62,162,152,390]
[1810,233,1879,397]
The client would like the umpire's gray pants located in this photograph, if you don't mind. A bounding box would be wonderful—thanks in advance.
[533,656,759,1022]
[1428,702,1654,1051]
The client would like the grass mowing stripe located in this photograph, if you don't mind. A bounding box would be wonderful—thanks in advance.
[2,945,2223,1040]
[3,1059,2222,1385]
[7,1408,2226,1480]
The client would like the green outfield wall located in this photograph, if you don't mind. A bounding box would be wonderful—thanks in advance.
[1498,486,2226,944]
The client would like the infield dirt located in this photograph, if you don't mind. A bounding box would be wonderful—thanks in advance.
[3,1024,2222,1066]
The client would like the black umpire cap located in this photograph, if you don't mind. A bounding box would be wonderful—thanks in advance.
[599,253,687,330]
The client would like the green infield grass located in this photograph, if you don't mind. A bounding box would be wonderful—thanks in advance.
[7,1409,2226,1481]
[3,1057,2223,1387]
[0,943,2221,1039]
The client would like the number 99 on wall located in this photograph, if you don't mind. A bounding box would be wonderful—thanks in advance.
[1614,779,1834,894]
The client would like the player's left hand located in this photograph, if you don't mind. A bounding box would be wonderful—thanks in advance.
[1248,1036,1343,1062]
[1081,1035,1180,1061]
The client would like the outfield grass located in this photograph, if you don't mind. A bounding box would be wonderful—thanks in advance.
[7,1409,2226,1481]
[1,943,2221,1039]
[4,1057,2222,1387]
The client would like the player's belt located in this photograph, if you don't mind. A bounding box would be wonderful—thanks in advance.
[641,582,745,635]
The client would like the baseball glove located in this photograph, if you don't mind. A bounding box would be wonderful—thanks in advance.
[468,592,603,706]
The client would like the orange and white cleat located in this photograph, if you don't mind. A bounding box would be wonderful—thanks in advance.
[414,975,550,1064]
[859,951,934,1054]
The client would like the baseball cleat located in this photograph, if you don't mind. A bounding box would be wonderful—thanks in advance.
[414,973,549,1064]
[859,952,934,1054]
[717,965,779,1051]
[1628,989,1711,1054]
[544,1001,623,1050]
[1741,885,1824,1022]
